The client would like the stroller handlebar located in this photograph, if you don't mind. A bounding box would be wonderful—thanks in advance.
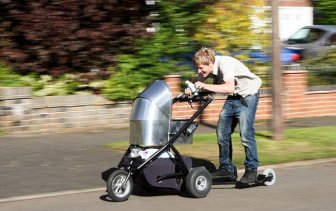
[173,91,214,103]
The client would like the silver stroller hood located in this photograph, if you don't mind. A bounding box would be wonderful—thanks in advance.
[129,80,172,146]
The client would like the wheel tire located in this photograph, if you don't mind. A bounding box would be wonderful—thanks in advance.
[263,168,276,186]
[107,169,133,202]
[185,167,212,198]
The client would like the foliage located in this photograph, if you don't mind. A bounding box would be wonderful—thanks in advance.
[102,0,215,100]
[20,74,81,96]
[1,0,274,100]
[302,49,336,86]
[302,48,336,66]
[246,62,271,87]
[1,61,103,96]
[314,0,336,25]
[0,0,151,75]
[193,0,270,58]
[0,62,26,87]
[191,0,271,86]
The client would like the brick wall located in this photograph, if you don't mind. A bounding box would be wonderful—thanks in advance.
[0,88,131,134]
[0,69,335,134]
[166,70,336,124]
[283,70,336,118]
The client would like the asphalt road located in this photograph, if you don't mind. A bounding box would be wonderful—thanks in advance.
[0,130,126,198]
[0,161,335,211]
[0,124,218,199]
[0,117,335,210]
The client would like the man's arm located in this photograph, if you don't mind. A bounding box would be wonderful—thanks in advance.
[195,78,235,94]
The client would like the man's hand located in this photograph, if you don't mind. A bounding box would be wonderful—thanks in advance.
[184,88,192,96]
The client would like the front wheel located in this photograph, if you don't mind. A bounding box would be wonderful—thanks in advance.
[185,167,212,198]
[263,168,276,186]
[107,169,133,202]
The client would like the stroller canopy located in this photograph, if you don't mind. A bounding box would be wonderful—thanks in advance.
[130,80,172,146]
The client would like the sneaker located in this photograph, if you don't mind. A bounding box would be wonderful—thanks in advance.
[239,167,257,184]
[212,166,238,180]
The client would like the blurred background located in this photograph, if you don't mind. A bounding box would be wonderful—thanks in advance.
[0,0,335,102]
[0,0,335,100]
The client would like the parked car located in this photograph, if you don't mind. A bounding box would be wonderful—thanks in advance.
[248,48,301,65]
[247,25,336,64]
[282,25,336,59]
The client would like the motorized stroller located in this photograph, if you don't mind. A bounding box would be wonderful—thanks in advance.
[104,80,276,202]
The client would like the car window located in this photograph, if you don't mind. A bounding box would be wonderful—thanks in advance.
[287,28,326,44]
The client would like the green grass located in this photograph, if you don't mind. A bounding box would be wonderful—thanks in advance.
[105,126,336,168]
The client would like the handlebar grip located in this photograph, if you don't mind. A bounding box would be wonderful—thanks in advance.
[185,80,199,95]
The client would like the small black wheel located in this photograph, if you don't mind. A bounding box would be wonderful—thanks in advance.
[185,167,212,198]
[107,169,133,202]
[263,168,276,186]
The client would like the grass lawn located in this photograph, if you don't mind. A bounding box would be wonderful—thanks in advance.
[105,126,336,168]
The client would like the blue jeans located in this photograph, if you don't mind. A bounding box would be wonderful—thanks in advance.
[216,94,259,172]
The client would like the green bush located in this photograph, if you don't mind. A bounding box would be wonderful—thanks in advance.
[303,49,336,66]
[102,53,177,100]
[302,49,336,86]
[21,74,81,96]
[1,62,100,96]
[0,62,26,87]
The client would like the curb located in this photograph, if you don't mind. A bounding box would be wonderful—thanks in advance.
[1,158,335,203]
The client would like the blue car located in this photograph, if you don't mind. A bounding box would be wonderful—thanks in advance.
[248,48,301,65]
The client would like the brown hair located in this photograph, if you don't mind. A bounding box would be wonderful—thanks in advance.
[193,47,216,66]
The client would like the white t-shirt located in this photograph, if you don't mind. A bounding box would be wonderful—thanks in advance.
[212,56,262,97]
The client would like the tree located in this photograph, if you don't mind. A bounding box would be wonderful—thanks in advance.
[313,0,336,25]
[193,0,270,58]
[0,0,151,75]
[102,0,215,100]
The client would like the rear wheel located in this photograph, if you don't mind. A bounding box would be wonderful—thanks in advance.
[185,167,212,198]
[107,169,133,202]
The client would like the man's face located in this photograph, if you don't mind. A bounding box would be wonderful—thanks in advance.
[197,63,213,78]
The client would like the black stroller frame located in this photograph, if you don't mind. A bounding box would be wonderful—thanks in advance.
[122,93,212,168]
[116,94,212,197]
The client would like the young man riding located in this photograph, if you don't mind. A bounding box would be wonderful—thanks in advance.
[187,47,262,184]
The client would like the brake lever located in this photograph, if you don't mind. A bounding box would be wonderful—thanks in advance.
[188,99,194,109]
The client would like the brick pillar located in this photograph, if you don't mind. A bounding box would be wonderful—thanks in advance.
[164,75,182,98]
[283,70,308,118]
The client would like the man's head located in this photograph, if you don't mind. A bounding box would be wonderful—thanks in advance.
[193,47,215,78]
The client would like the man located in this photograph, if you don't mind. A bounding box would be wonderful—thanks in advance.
[187,47,262,184]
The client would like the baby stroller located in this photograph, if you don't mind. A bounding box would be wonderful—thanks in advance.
[105,80,214,202]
